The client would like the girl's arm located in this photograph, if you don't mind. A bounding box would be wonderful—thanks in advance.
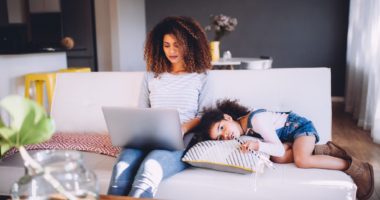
[181,118,200,136]
[249,113,285,157]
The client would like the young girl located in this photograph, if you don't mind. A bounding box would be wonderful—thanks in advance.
[108,16,212,198]
[197,99,374,200]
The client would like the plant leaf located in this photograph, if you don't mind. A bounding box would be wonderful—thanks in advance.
[0,127,17,156]
[0,142,12,156]
[0,118,4,128]
[0,127,17,141]
[0,96,55,150]
[20,117,55,145]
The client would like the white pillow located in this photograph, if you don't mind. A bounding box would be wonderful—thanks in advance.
[182,136,272,174]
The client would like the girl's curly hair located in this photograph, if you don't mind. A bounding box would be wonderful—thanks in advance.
[195,99,250,141]
[144,16,212,75]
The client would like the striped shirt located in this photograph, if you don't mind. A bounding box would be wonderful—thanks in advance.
[138,72,213,124]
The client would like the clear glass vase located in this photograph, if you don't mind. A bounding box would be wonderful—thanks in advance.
[11,150,99,200]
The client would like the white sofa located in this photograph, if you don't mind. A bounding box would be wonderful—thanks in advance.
[0,68,357,199]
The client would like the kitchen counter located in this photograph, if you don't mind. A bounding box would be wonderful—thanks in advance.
[0,52,67,102]
[0,47,86,55]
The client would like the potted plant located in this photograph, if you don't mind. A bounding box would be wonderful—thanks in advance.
[0,96,97,200]
[205,14,238,61]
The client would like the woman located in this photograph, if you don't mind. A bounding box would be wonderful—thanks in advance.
[108,16,212,198]
[197,99,374,200]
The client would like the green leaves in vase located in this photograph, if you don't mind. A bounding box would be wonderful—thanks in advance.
[0,96,55,156]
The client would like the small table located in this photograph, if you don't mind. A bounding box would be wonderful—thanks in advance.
[212,57,272,70]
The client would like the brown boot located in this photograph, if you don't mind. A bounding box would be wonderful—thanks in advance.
[313,141,350,160]
[344,157,374,200]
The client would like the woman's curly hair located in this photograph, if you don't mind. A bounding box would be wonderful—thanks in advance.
[144,16,212,75]
[195,99,251,141]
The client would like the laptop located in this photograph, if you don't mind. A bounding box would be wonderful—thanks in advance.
[102,107,185,151]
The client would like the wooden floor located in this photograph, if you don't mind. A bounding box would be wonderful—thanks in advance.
[332,103,380,200]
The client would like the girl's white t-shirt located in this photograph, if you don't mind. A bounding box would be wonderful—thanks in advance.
[249,111,289,157]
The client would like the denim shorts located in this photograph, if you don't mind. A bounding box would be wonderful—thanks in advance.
[277,112,320,143]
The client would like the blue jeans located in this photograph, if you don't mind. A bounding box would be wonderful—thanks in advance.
[107,148,188,198]
[277,112,320,143]
[247,110,320,143]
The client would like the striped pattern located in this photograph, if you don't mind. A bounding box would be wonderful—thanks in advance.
[1,133,121,159]
[182,137,271,174]
[139,72,211,123]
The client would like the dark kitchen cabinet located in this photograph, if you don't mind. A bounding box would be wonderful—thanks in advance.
[61,0,98,71]
[0,0,98,71]
[0,0,8,25]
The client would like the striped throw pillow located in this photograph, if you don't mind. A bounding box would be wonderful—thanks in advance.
[182,136,272,174]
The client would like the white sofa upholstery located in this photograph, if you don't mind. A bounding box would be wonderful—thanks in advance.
[0,68,357,199]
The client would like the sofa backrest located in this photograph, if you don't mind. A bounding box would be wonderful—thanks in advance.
[208,68,331,143]
[51,68,331,143]
[51,72,145,133]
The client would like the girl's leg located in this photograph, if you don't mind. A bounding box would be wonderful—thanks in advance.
[292,135,349,170]
[294,136,374,199]
[128,150,188,198]
[271,143,293,163]
[107,148,147,195]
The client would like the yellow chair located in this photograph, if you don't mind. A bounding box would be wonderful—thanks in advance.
[24,73,56,109]
[24,67,91,110]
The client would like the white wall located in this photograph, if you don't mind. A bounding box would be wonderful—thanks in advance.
[109,0,121,71]
[95,0,146,72]
[116,0,146,71]
[94,0,112,71]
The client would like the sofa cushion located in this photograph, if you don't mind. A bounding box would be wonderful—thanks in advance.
[183,136,271,174]
[0,151,357,199]
[156,164,357,200]
[51,72,145,134]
